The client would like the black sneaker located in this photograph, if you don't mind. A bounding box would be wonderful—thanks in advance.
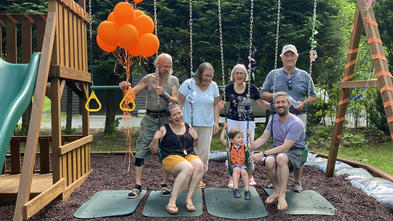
[233,188,241,198]
[244,190,251,200]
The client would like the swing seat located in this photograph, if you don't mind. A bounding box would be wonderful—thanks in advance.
[0,52,41,172]
[226,148,251,176]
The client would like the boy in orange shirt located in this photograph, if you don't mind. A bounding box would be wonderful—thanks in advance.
[220,123,254,200]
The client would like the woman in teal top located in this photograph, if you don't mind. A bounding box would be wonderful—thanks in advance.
[178,62,220,188]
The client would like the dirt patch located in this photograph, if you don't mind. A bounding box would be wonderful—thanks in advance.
[1,154,392,220]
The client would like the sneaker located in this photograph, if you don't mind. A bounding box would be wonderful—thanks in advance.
[233,188,241,198]
[244,190,251,200]
[291,181,303,192]
[128,185,142,199]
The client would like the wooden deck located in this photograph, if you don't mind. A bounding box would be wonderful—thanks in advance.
[0,173,53,204]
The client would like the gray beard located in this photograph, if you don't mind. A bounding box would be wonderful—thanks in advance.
[158,69,172,84]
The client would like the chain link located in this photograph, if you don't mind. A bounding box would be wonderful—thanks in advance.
[88,0,94,87]
[154,0,158,57]
[273,0,281,93]
[218,0,225,90]
[189,0,193,75]
[307,0,318,106]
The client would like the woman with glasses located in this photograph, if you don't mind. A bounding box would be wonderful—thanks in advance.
[217,64,269,188]
[178,62,220,188]
[260,44,317,193]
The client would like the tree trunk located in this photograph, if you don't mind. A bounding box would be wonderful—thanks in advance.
[104,74,119,135]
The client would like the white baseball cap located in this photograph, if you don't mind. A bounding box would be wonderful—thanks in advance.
[280,44,298,57]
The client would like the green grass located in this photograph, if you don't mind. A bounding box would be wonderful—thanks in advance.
[310,143,393,176]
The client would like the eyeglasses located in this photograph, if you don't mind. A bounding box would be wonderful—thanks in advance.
[287,79,292,90]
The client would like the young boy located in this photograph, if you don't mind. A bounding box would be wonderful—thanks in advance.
[220,123,254,200]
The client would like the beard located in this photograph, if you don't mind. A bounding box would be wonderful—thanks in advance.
[277,106,289,117]
[158,68,173,84]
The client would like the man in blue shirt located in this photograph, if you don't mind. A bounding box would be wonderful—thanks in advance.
[261,44,317,192]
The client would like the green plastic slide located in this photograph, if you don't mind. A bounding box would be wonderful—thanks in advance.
[0,52,41,172]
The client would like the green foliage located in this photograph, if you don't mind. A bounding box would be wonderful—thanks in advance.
[367,91,390,135]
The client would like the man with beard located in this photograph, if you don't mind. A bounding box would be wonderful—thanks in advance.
[119,53,179,199]
[249,92,306,212]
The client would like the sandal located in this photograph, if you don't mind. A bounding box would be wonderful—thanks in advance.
[165,205,178,215]
[198,181,206,189]
[185,203,196,212]
[160,184,171,197]
[265,195,279,205]
[128,187,141,199]
[277,199,288,212]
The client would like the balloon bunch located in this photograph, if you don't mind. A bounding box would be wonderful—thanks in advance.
[96,1,159,58]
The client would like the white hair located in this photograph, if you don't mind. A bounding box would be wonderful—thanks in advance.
[230,64,249,81]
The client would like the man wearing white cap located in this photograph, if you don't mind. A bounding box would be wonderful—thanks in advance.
[260,44,317,192]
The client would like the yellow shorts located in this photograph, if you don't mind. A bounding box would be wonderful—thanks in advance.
[162,154,200,173]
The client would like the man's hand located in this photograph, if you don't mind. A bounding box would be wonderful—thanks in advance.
[155,85,163,95]
[249,152,264,163]
[213,123,219,134]
[119,81,131,90]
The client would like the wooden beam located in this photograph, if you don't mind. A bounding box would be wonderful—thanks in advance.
[21,20,32,63]
[62,171,90,200]
[23,178,65,220]
[5,20,17,63]
[60,135,92,155]
[337,79,379,88]
[13,9,57,221]
[49,65,91,82]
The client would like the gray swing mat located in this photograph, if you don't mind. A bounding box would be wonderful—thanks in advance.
[264,188,335,215]
[74,190,146,219]
[204,186,268,219]
[142,188,203,217]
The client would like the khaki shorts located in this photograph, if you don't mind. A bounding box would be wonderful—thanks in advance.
[162,154,200,173]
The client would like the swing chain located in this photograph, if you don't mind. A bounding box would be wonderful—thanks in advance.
[88,0,94,87]
[154,0,158,56]
[189,0,193,76]
[218,0,225,90]
[307,0,318,107]
[273,0,281,93]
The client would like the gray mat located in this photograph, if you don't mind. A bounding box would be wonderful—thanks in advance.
[143,188,203,217]
[264,188,335,215]
[204,187,268,219]
[74,190,146,219]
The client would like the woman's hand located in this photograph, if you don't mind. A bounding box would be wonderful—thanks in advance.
[213,123,219,134]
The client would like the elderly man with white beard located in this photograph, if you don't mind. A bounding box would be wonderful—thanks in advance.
[119,53,179,199]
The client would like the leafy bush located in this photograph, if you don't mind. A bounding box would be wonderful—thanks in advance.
[367,92,390,135]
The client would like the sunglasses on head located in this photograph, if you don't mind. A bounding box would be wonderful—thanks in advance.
[287,79,292,90]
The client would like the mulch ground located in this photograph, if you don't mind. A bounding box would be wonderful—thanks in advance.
[1,153,393,220]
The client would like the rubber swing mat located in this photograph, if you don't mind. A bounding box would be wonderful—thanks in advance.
[204,187,268,219]
[264,188,335,215]
[142,188,203,217]
[74,190,146,219]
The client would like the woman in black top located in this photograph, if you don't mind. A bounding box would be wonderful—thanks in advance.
[150,103,202,215]
[218,64,269,188]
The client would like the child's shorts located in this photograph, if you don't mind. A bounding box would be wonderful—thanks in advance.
[231,164,247,170]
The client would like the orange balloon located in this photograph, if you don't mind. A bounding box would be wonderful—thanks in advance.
[129,46,141,56]
[97,21,117,46]
[96,35,116,53]
[134,15,154,37]
[139,33,159,57]
[134,0,144,3]
[107,12,120,28]
[118,24,139,51]
[114,2,135,25]
[134,9,145,18]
